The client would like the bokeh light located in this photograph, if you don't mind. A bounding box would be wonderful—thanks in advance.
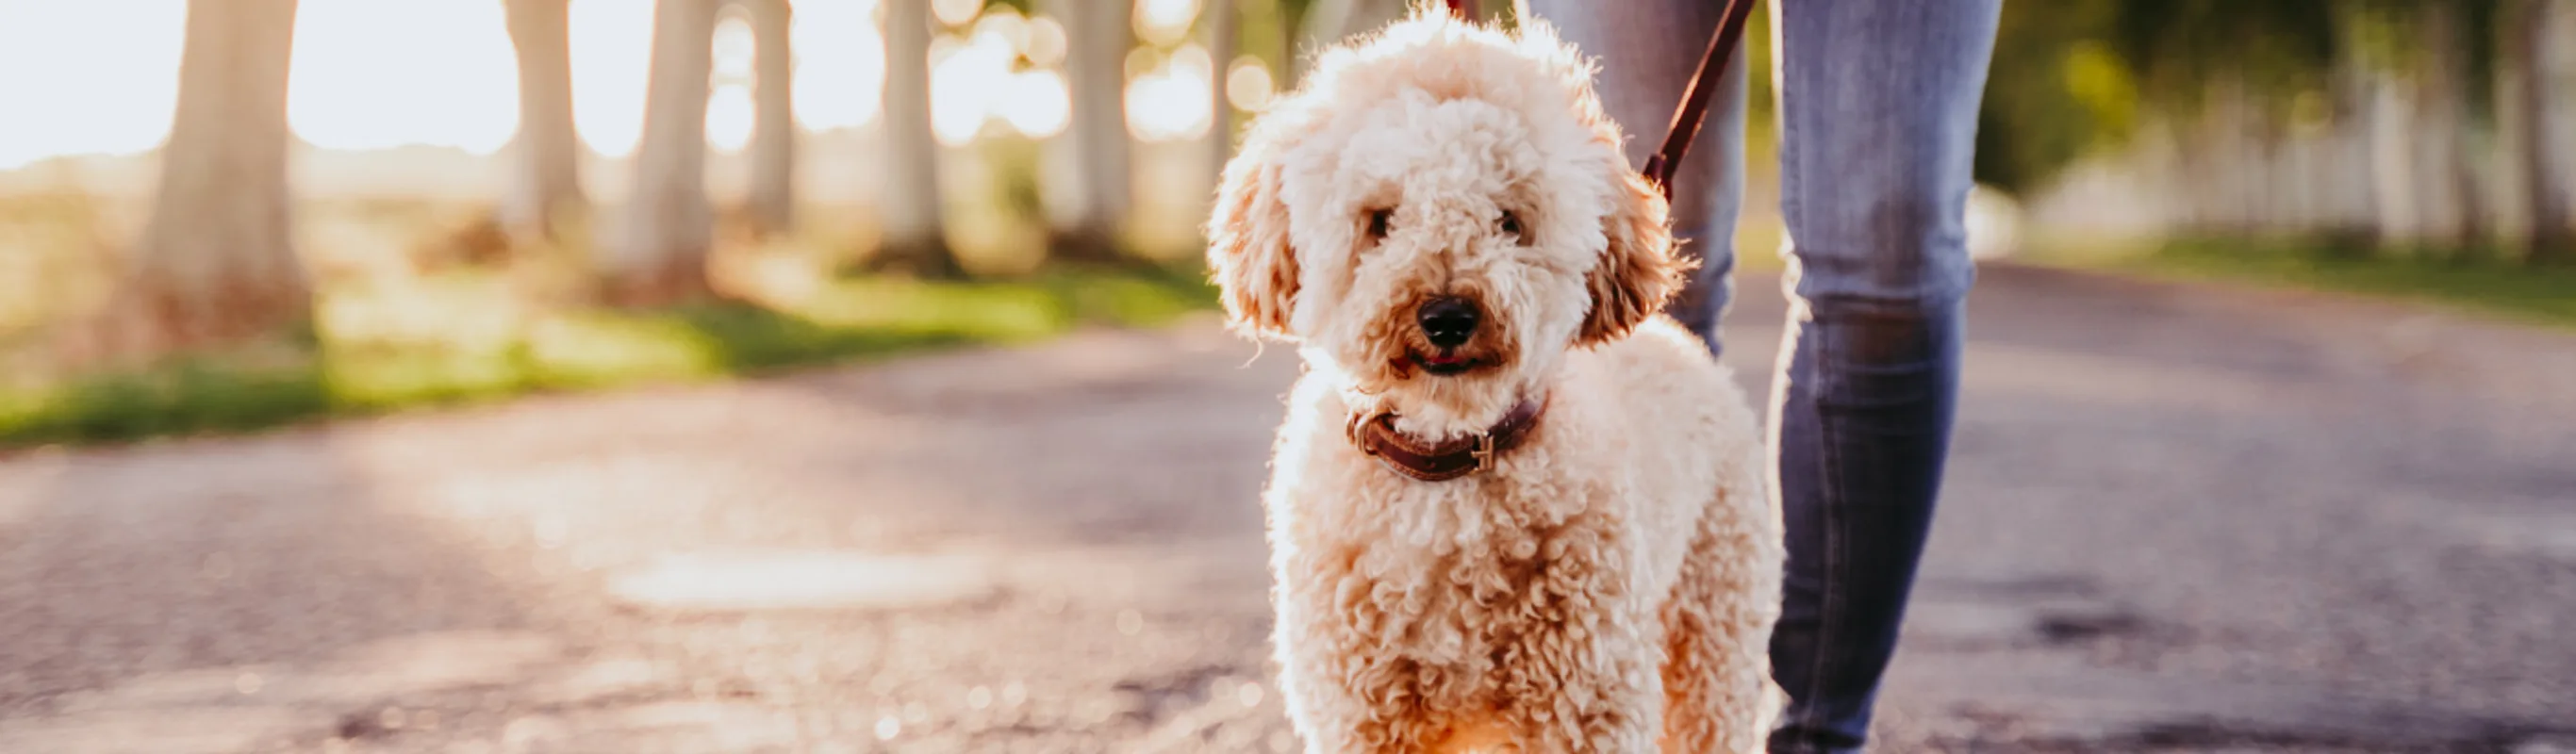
[712,12,756,80]
[791,0,885,130]
[1225,56,1274,112]
[1126,42,1213,141]
[707,84,756,154]
[1024,15,1067,68]
[974,8,1029,54]
[1135,0,1200,46]
[1004,71,1073,139]
[930,0,981,29]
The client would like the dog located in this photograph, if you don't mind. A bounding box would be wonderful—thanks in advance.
[1207,8,1785,754]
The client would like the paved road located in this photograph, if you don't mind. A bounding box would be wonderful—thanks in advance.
[1,266,2572,753]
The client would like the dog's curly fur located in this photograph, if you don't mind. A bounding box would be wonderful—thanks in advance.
[1208,9,1786,753]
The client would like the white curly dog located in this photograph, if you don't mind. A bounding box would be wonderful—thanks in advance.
[1206,9,1786,754]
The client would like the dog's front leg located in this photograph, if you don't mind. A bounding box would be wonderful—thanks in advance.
[1491,534,1665,754]
[1275,580,1456,753]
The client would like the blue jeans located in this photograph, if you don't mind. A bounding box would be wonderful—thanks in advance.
[1517,1,2001,751]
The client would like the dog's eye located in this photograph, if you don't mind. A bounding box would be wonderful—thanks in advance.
[1365,208,1393,240]
[1497,210,1527,243]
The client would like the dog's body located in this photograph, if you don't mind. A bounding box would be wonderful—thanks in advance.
[1266,318,1779,753]
[1209,10,1782,753]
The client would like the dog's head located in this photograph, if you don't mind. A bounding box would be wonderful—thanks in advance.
[1207,9,1686,434]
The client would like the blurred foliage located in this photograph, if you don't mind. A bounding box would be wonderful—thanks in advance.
[0,268,1217,447]
[1972,0,2514,193]
[2095,238,2576,329]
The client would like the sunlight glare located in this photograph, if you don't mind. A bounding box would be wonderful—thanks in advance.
[288,0,518,154]
[792,0,884,130]
[570,0,654,156]
[0,0,922,169]
[610,551,998,612]
[0,0,187,170]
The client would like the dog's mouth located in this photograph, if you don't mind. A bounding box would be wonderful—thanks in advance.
[1409,350,1484,377]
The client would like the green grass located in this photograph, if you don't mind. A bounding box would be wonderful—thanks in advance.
[2057,238,2576,329]
[0,268,1218,448]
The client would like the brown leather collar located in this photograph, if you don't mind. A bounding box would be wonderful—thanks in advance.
[1345,395,1549,482]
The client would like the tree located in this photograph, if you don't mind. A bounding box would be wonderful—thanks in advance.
[504,0,586,239]
[1209,0,1240,171]
[2512,0,2572,263]
[609,0,719,303]
[2399,1,2483,252]
[744,0,797,236]
[867,0,965,277]
[1044,0,1137,264]
[119,0,307,351]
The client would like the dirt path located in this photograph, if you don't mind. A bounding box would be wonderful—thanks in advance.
[1,266,2571,753]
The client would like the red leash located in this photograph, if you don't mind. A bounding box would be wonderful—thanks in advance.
[1640,0,1759,200]
[1444,0,1759,201]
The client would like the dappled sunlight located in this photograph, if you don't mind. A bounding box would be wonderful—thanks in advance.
[0,0,891,163]
[608,551,999,612]
[314,274,530,353]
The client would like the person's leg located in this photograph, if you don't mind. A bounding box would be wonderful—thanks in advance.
[1514,0,1746,356]
[1765,1,1999,751]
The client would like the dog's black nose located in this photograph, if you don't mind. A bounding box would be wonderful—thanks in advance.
[1416,297,1480,348]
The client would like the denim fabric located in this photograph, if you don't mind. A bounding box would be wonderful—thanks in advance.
[1517,1,2002,751]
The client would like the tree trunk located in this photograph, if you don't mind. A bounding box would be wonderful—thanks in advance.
[2209,84,2261,236]
[1209,0,1240,170]
[2414,2,2482,252]
[504,0,586,240]
[867,0,964,277]
[1043,0,1136,264]
[2369,64,2424,251]
[609,0,718,303]
[2331,37,2383,242]
[744,0,796,236]
[2518,0,2574,263]
[121,0,307,352]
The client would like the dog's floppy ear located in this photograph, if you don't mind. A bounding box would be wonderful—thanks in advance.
[1578,170,1688,347]
[1207,149,1299,339]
